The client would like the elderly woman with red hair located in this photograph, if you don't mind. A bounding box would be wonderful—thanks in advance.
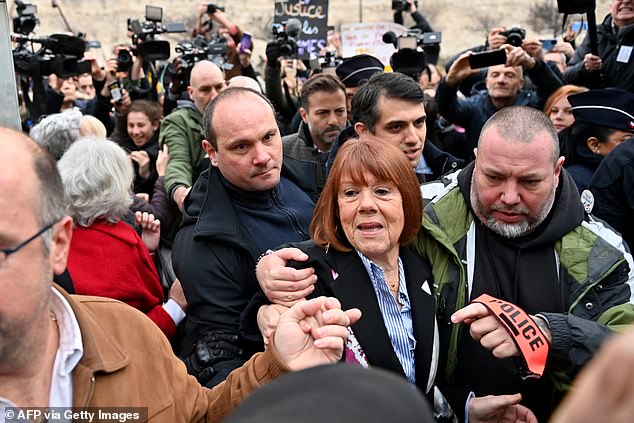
[256,137,536,422]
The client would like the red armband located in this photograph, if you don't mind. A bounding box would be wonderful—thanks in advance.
[470,294,549,379]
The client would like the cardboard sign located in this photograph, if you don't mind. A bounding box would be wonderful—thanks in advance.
[274,0,329,60]
[341,22,408,66]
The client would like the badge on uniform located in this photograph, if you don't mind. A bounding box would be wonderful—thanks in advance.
[581,189,594,214]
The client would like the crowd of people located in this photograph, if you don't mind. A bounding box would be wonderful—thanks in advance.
[4,0,634,421]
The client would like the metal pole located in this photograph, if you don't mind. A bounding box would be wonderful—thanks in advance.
[0,0,22,130]
[52,1,74,33]
[359,0,363,23]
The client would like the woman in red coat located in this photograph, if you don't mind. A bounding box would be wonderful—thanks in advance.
[58,137,186,338]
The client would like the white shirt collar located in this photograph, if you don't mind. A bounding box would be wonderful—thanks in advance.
[49,287,84,408]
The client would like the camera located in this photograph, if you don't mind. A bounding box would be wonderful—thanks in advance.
[272,20,300,58]
[383,29,441,79]
[116,49,133,73]
[391,0,418,12]
[500,27,526,48]
[557,0,595,13]
[13,0,39,35]
[126,5,187,62]
[12,34,91,78]
[206,3,225,14]
[167,35,231,88]
[309,50,343,75]
[11,4,95,78]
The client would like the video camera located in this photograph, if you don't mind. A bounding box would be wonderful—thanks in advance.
[500,27,526,48]
[383,29,441,79]
[272,19,301,57]
[391,0,418,12]
[126,5,187,62]
[13,0,39,35]
[11,3,91,79]
[12,33,92,79]
[557,0,595,13]
[309,50,343,75]
[166,35,232,88]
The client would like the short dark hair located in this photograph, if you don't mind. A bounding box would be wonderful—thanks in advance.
[351,72,425,132]
[203,87,275,149]
[128,100,162,125]
[299,74,346,110]
[311,137,422,252]
[564,122,618,166]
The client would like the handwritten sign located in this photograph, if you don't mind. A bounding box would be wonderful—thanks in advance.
[274,0,329,60]
[341,22,408,66]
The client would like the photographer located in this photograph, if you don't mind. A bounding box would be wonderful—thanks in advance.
[436,43,563,161]
[92,51,133,136]
[264,22,306,135]
[565,0,634,91]
[392,0,440,65]
[444,26,565,99]
[193,3,255,81]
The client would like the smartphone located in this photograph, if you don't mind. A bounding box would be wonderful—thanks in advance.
[239,32,252,53]
[540,38,558,52]
[468,49,507,69]
[108,80,123,103]
[571,21,589,32]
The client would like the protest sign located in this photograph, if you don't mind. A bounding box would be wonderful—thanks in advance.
[341,22,408,65]
[274,0,329,60]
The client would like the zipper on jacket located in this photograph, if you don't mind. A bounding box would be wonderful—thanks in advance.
[271,190,309,239]
[82,375,96,407]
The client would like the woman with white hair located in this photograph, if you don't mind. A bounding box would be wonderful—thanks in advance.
[30,109,106,160]
[57,137,186,338]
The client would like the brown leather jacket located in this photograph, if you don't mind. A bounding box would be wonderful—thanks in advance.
[60,288,287,421]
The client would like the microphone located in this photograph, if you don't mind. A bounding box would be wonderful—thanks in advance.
[286,18,302,38]
[12,33,86,57]
[383,31,398,48]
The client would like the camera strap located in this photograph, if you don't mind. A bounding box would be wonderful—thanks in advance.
[470,293,549,379]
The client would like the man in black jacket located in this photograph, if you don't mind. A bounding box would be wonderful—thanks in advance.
[565,1,634,92]
[327,72,464,183]
[172,88,315,387]
[281,74,348,198]
[436,44,562,160]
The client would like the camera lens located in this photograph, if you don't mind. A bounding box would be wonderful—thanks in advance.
[117,50,132,72]
[506,34,523,47]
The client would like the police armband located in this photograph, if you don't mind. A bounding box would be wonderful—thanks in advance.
[470,294,549,379]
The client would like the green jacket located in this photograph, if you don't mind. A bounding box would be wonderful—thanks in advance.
[413,169,634,389]
[159,104,205,198]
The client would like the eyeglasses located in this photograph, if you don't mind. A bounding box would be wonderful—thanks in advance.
[0,223,55,264]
